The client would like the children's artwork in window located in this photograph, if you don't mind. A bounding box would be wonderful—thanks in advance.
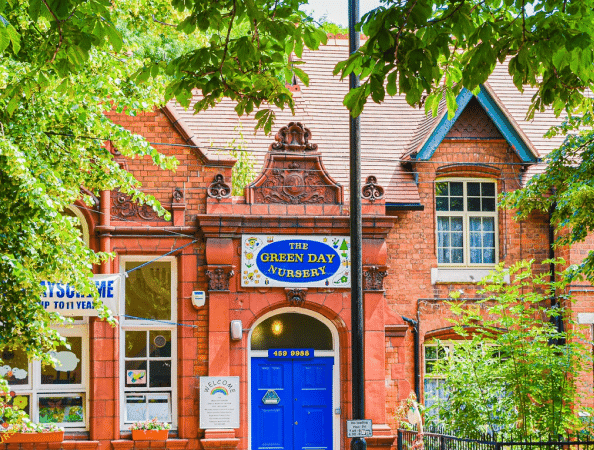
[2,393,31,418]
[0,348,29,385]
[42,337,82,385]
[127,370,147,385]
[38,395,84,424]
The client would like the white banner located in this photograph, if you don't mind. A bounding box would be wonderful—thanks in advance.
[40,274,120,316]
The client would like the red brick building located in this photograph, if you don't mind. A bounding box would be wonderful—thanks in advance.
[3,37,593,450]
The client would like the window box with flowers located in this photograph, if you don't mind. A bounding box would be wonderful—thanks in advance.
[1,390,64,444]
[129,418,171,441]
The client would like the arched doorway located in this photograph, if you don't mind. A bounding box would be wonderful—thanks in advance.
[248,308,340,450]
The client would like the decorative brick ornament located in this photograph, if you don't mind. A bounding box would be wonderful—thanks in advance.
[362,176,385,202]
[207,174,232,201]
[205,267,234,291]
[285,288,307,306]
[363,266,388,291]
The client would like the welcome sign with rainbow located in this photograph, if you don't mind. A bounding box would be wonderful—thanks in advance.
[210,386,229,396]
[200,377,240,429]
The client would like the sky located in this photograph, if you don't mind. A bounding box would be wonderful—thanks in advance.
[301,0,383,27]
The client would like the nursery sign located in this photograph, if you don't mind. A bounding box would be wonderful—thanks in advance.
[40,274,120,316]
[241,235,351,288]
[200,377,240,429]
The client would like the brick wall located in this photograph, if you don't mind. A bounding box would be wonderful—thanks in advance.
[383,138,555,428]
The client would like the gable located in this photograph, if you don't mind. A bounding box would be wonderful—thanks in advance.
[414,86,538,163]
[445,98,503,140]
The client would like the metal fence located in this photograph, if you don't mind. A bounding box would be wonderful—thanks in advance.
[397,428,594,450]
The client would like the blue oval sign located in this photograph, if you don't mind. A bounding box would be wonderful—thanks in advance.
[256,239,341,283]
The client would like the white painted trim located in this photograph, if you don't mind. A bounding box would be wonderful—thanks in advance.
[434,178,499,267]
[66,205,90,246]
[247,307,340,450]
[430,268,509,284]
[118,256,178,431]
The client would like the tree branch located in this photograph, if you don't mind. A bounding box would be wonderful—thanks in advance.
[41,0,63,64]
[394,0,418,63]
[152,14,177,28]
[219,0,237,80]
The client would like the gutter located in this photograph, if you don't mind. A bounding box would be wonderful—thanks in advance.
[386,203,425,212]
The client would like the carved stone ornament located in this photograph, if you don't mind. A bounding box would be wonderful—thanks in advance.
[286,288,307,306]
[207,174,232,200]
[247,123,343,205]
[362,176,385,202]
[111,191,164,221]
[363,266,388,291]
[206,267,234,291]
[172,187,184,203]
[257,162,336,204]
[270,122,318,152]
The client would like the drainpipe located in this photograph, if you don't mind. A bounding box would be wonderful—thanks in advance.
[402,316,420,402]
[549,200,565,342]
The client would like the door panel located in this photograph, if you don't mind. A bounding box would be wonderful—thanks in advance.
[293,358,333,450]
[252,358,293,450]
[251,357,333,450]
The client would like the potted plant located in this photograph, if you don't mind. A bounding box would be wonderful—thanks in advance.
[129,418,171,441]
[1,421,64,443]
[1,386,64,444]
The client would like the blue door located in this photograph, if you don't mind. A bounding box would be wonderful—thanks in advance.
[252,356,333,450]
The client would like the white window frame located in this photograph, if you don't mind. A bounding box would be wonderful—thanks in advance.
[423,341,455,410]
[435,178,498,267]
[119,256,178,431]
[423,340,505,408]
[6,324,90,430]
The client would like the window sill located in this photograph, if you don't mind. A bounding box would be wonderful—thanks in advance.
[431,267,508,285]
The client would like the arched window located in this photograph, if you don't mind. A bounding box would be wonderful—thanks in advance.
[250,313,333,351]
[64,206,89,245]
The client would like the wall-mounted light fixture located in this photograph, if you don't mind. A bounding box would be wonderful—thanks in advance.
[230,320,243,341]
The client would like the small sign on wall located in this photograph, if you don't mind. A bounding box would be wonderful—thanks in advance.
[200,377,240,429]
[347,419,373,438]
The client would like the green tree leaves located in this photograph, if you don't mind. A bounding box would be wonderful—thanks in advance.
[0,1,177,359]
[160,0,327,133]
[336,0,594,119]
[430,261,592,438]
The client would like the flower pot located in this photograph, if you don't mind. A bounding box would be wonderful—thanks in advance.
[132,429,169,441]
[0,430,65,444]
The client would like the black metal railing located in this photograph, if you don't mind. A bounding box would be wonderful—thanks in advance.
[397,428,594,450]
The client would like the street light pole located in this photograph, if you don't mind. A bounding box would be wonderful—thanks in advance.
[348,0,366,449]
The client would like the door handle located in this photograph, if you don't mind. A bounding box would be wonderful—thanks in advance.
[294,421,298,425]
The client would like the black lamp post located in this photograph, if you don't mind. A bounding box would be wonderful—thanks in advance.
[348,0,366,449]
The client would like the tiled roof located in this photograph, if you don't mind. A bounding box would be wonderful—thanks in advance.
[170,37,566,205]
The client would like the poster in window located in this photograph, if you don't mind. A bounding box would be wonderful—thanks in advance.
[127,370,147,385]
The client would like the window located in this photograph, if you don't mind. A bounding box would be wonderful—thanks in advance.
[120,258,177,430]
[423,342,453,411]
[64,206,89,246]
[436,180,497,265]
[1,325,89,429]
